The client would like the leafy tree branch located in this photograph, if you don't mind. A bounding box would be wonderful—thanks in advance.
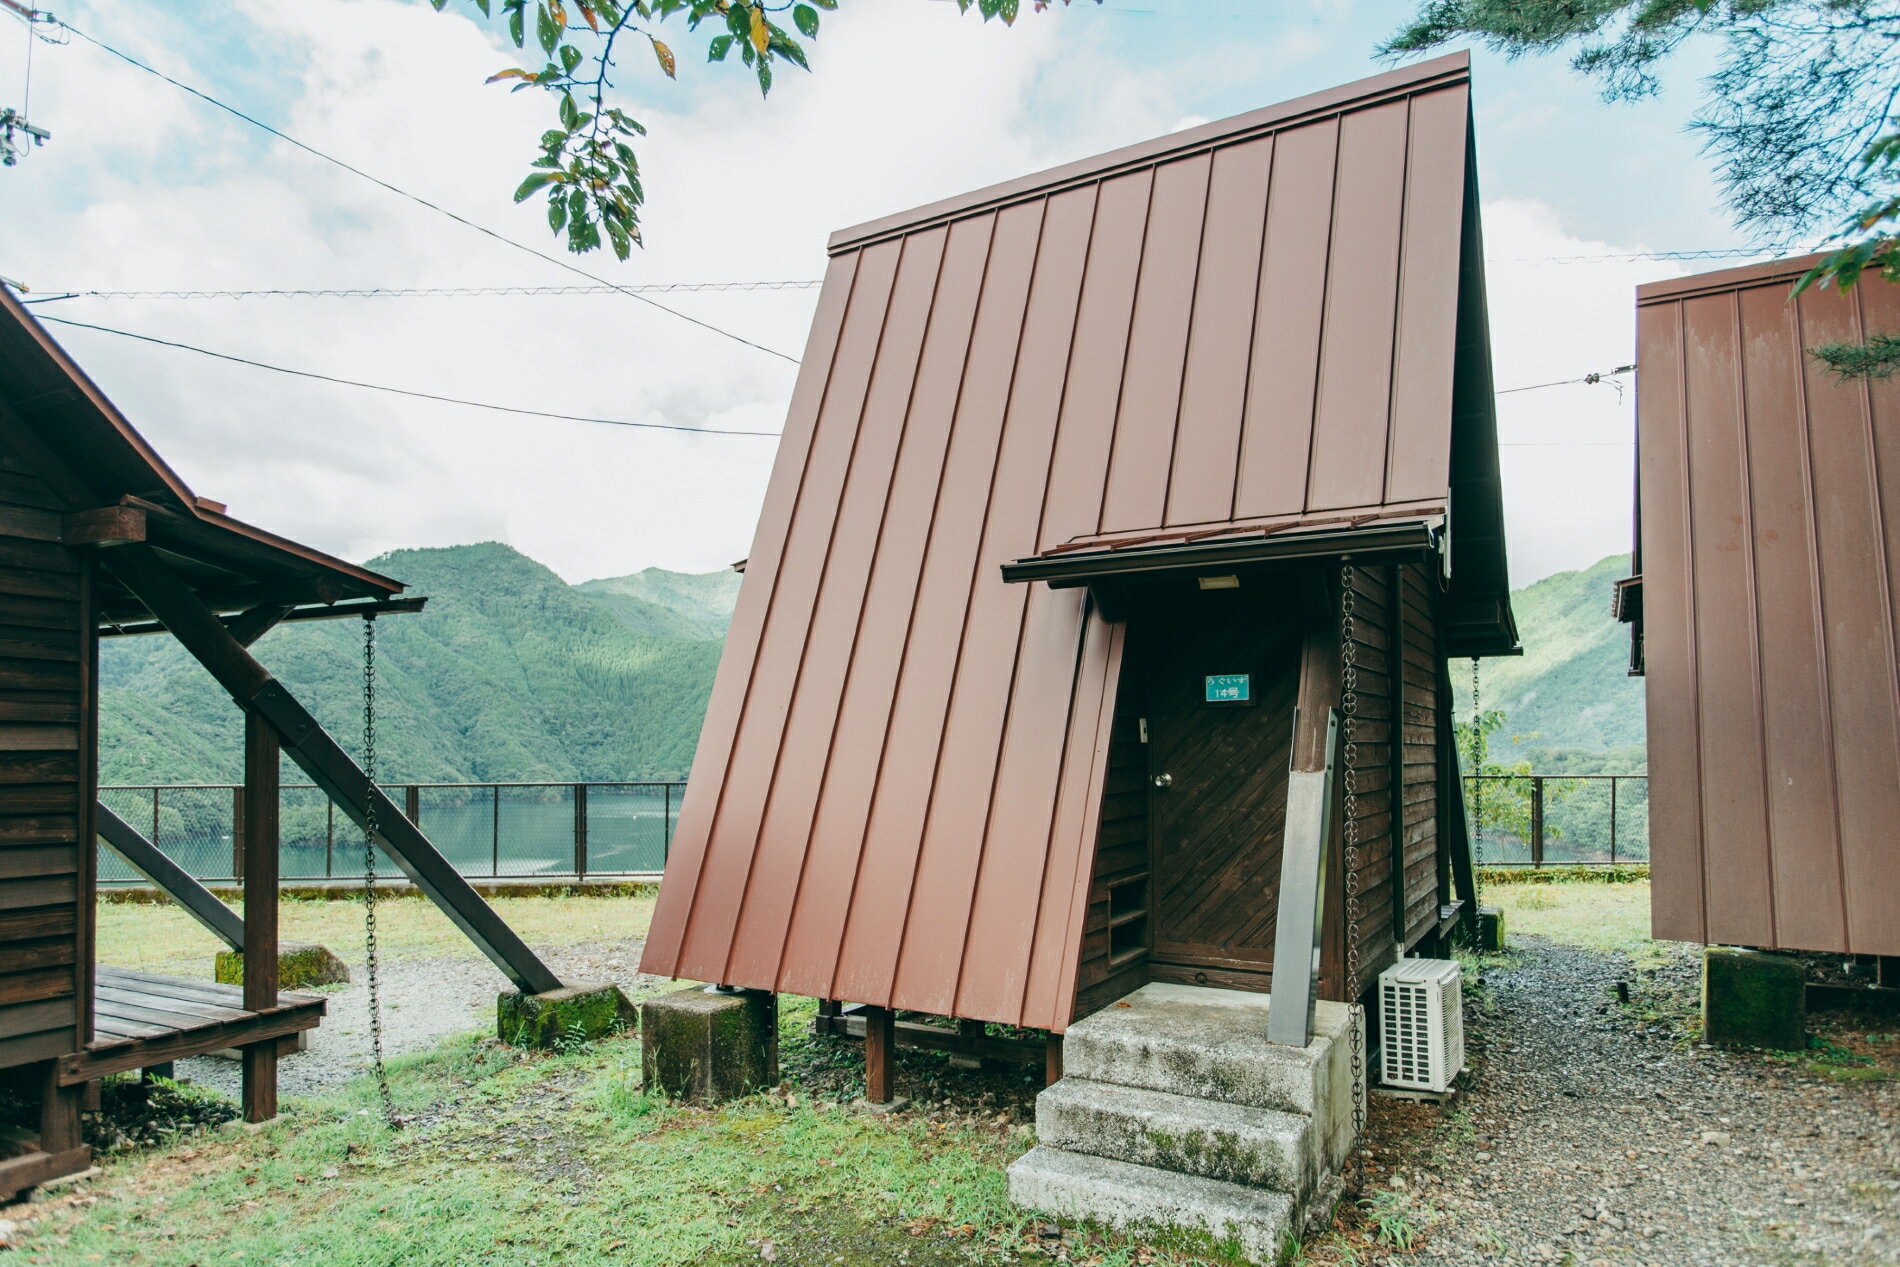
[431,0,1091,259]
[1386,0,1900,379]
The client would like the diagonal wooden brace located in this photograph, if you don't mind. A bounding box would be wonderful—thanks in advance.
[102,544,562,994]
[96,800,244,950]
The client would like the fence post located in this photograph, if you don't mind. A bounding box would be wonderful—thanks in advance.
[574,783,588,880]
[1530,776,1545,867]
[325,798,334,878]
[663,783,672,866]
[491,785,501,878]
[231,784,244,879]
[152,788,161,859]
[404,785,420,824]
[1609,777,1618,865]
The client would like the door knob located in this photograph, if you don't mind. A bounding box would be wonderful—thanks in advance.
[1152,773,1173,789]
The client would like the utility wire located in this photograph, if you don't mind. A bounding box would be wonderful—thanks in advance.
[26,280,824,302]
[58,20,801,364]
[36,314,782,437]
[1495,364,1634,395]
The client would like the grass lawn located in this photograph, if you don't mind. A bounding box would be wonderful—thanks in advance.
[1484,878,1664,962]
[14,996,1244,1266]
[94,891,659,973]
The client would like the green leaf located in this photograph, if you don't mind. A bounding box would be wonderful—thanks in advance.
[774,37,809,72]
[559,92,580,129]
[508,4,525,46]
[607,222,632,260]
[514,171,558,201]
[541,128,567,151]
[813,0,838,8]
[560,44,582,74]
[569,188,587,218]
[726,4,751,40]
[548,193,569,232]
[756,57,772,96]
[793,4,818,37]
[536,4,560,54]
[707,33,733,61]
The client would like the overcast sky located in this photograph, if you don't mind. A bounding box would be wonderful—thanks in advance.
[6,0,1769,588]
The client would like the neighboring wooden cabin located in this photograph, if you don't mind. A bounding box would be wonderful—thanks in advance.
[641,54,1517,1042]
[1621,258,1900,957]
[0,288,411,1197]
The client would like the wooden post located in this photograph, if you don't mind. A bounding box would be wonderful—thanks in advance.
[863,1004,896,1104]
[1530,776,1546,868]
[38,1059,82,1155]
[1044,1033,1064,1087]
[241,712,280,1124]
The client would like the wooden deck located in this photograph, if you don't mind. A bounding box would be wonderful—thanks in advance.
[56,966,326,1085]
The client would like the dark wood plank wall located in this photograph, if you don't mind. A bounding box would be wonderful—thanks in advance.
[1399,564,1441,949]
[0,445,90,1072]
[1342,566,1398,981]
[1073,699,1150,1019]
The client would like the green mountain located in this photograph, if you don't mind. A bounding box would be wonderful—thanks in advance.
[97,543,737,786]
[574,566,741,640]
[1454,553,1646,769]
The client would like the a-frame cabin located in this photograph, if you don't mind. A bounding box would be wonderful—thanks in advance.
[641,53,1516,1044]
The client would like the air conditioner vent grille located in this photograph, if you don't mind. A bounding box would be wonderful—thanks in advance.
[1377,958,1465,1093]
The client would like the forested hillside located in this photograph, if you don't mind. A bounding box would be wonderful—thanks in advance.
[98,544,736,785]
[1452,553,1646,771]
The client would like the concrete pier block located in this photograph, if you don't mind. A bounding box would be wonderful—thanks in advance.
[214,942,350,990]
[1703,946,1804,1051]
[498,981,636,1049]
[642,986,777,1102]
[1475,905,1506,952]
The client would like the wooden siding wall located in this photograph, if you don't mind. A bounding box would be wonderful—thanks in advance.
[1399,565,1441,948]
[1342,566,1399,982]
[1073,698,1150,1019]
[0,446,91,1071]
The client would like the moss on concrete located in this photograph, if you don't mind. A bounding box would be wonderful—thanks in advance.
[1704,946,1805,1051]
[1477,905,1506,952]
[497,982,636,1049]
[641,986,776,1103]
[213,942,350,990]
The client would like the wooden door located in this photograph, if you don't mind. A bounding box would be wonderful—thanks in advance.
[1142,598,1301,989]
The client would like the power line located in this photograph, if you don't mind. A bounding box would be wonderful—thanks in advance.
[57,20,801,365]
[26,280,825,302]
[36,314,782,438]
[1495,364,1634,395]
[1493,247,1780,265]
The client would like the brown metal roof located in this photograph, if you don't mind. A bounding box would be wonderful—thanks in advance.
[1634,255,1900,956]
[0,288,405,620]
[639,53,1508,1026]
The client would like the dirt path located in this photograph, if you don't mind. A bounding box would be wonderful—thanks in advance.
[1367,937,1899,1267]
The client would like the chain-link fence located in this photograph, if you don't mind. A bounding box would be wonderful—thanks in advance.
[98,782,684,884]
[1464,773,1649,865]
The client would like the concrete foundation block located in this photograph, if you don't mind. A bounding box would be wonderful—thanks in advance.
[214,942,350,990]
[498,981,636,1050]
[1475,905,1505,952]
[641,986,776,1102]
[1703,947,1805,1051]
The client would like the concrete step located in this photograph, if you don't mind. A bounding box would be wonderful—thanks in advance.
[1008,1145,1294,1266]
[1035,1076,1316,1193]
[1067,981,1351,1094]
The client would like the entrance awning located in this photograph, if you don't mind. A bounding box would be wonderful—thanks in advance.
[1001,513,1444,587]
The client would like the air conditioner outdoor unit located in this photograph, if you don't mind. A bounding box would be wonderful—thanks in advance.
[1378,957,1465,1092]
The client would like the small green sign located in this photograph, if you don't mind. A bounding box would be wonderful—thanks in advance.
[1205,673,1250,704]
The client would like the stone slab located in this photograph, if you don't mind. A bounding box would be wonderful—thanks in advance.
[1035,1076,1313,1192]
[1703,946,1805,1051]
[1008,1145,1292,1265]
[498,981,636,1050]
[641,986,776,1103]
[214,942,350,990]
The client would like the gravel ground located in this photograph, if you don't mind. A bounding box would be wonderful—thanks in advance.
[172,942,667,1099]
[1364,936,1900,1267]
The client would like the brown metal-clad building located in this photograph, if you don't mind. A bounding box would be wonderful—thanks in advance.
[641,53,1517,1032]
[1624,258,1900,957]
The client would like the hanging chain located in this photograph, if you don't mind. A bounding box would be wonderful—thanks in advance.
[1469,655,1485,912]
[361,617,398,1128]
[1339,564,1367,1186]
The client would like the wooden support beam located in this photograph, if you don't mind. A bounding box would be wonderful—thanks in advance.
[1044,1033,1064,1087]
[241,713,279,1124]
[1388,565,1408,946]
[1440,663,1480,944]
[97,596,429,640]
[226,603,296,649]
[100,544,560,995]
[863,1005,896,1105]
[37,1059,84,1155]
[96,801,243,949]
[63,504,146,548]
